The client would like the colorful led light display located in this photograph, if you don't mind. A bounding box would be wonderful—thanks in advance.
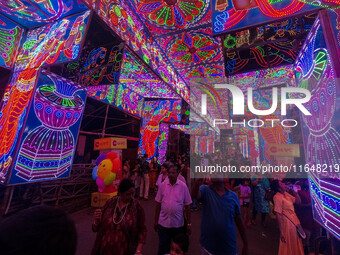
[15,11,90,71]
[229,65,295,90]
[136,0,208,30]
[159,27,222,69]
[138,100,182,161]
[0,15,24,69]
[120,50,179,98]
[212,0,316,35]
[294,17,340,241]
[157,124,169,164]
[87,85,116,105]
[0,12,90,184]
[92,0,190,101]
[170,122,209,136]
[8,70,86,184]
[295,18,340,168]
[116,83,144,117]
[79,43,124,86]
[0,0,88,28]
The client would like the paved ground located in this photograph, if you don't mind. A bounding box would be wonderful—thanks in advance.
[72,197,279,255]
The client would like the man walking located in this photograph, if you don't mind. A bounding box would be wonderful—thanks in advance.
[139,154,150,200]
[192,176,248,255]
[154,165,192,255]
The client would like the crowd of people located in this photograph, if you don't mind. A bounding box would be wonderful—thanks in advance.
[91,152,320,255]
[0,152,323,255]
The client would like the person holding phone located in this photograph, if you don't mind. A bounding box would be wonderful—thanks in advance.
[271,180,303,255]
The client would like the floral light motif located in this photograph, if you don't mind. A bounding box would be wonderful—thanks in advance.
[137,0,206,29]
[168,32,220,65]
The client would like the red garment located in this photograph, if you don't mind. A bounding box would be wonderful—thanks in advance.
[91,197,147,255]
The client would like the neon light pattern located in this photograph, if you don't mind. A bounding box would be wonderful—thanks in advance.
[295,18,340,169]
[309,176,340,241]
[180,64,225,84]
[212,0,316,35]
[0,15,24,69]
[116,83,144,117]
[170,122,209,135]
[87,85,116,105]
[94,0,190,101]
[138,100,182,161]
[119,50,180,98]
[15,11,90,71]
[0,0,88,28]
[157,124,169,164]
[9,70,86,184]
[136,0,207,29]
[79,43,124,86]
[0,12,90,184]
[229,65,295,91]
[164,28,222,68]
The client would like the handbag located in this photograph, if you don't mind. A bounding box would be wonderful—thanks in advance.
[282,213,306,239]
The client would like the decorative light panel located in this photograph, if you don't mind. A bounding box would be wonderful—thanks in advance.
[0,12,90,184]
[211,0,317,35]
[294,16,340,240]
[138,100,182,161]
[295,17,340,170]
[158,27,222,69]
[134,0,211,33]
[119,50,180,98]
[0,15,24,69]
[87,85,116,105]
[0,0,88,28]
[116,83,144,116]
[91,0,190,101]
[15,11,91,71]
[8,70,86,184]
[78,43,124,86]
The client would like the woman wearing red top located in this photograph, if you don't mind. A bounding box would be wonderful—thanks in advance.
[92,179,147,255]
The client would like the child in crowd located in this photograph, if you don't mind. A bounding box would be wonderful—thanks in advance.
[238,179,251,226]
[169,234,189,255]
[131,161,141,197]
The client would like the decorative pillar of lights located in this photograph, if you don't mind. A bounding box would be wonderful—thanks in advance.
[15,72,85,181]
[295,19,340,169]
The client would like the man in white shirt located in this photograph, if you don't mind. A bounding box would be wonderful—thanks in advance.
[154,165,192,255]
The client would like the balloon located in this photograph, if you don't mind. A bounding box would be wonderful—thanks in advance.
[111,158,121,172]
[92,166,98,180]
[96,178,105,193]
[95,154,107,166]
[97,159,113,179]
[106,151,117,161]
[104,172,116,186]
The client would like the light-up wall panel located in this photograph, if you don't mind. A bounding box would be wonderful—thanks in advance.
[9,70,86,184]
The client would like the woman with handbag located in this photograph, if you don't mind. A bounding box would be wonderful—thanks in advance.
[271,180,304,255]
[91,179,147,255]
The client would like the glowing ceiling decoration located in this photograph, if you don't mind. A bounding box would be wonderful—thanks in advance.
[212,0,317,35]
[136,0,207,29]
[87,85,116,105]
[90,0,190,101]
[116,83,144,116]
[229,65,296,91]
[119,50,180,98]
[0,0,88,28]
[15,11,90,71]
[159,27,222,68]
[0,15,24,69]
[9,70,86,184]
